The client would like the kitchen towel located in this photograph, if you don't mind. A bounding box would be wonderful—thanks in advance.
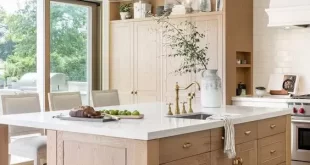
[207,115,236,159]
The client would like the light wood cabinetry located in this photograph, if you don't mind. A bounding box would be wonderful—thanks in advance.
[133,20,161,103]
[47,115,290,165]
[159,130,211,164]
[110,14,223,104]
[110,22,134,104]
[110,20,161,104]
[162,153,211,165]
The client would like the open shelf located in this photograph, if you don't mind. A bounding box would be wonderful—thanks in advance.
[109,0,220,21]
[236,64,251,68]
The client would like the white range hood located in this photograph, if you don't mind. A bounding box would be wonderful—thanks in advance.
[266,0,310,28]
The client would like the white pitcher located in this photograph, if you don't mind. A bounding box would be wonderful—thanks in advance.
[201,69,222,107]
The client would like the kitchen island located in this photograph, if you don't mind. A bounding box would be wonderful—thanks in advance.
[0,103,291,165]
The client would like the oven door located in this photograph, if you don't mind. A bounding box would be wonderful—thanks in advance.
[292,118,310,162]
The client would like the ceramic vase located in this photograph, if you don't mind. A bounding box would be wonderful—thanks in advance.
[201,69,222,107]
[120,12,130,20]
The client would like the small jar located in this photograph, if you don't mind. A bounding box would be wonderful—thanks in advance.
[199,0,211,12]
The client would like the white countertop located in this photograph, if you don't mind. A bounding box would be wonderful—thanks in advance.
[0,102,290,140]
[232,96,310,104]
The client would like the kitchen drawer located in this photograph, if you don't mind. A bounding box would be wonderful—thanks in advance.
[235,121,258,144]
[210,121,257,150]
[258,116,286,139]
[159,130,211,164]
[161,152,211,165]
[211,128,224,151]
[258,133,286,165]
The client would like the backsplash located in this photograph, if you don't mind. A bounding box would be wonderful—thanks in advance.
[254,0,310,94]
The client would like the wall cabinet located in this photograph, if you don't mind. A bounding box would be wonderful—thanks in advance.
[110,20,161,104]
[110,14,223,105]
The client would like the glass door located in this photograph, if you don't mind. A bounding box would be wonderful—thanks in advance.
[49,0,98,105]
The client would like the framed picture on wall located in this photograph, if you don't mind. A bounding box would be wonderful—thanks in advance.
[216,0,223,11]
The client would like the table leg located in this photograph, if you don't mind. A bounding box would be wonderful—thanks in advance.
[0,124,9,165]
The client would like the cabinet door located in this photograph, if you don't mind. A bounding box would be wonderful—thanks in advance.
[190,15,223,105]
[133,21,161,103]
[236,140,257,165]
[162,17,192,103]
[110,22,134,104]
[211,140,257,165]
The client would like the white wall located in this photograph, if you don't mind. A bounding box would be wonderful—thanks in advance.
[254,0,310,94]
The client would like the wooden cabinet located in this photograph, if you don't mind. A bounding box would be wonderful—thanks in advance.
[110,21,161,104]
[110,22,134,105]
[48,115,290,165]
[211,140,257,165]
[133,21,161,103]
[162,153,211,165]
[110,14,223,105]
[161,17,191,104]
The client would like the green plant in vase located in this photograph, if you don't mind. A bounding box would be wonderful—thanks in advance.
[119,3,132,20]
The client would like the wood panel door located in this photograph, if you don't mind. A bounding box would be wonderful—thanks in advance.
[211,140,257,165]
[133,21,161,104]
[110,22,134,104]
[236,140,257,165]
[162,17,192,104]
[190,15,223,105]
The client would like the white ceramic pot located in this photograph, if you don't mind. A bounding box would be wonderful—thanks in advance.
[120,12,130,20]
[201,70,222,108]
[255,89,266,97]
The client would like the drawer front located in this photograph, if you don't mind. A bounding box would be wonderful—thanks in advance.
[211,128,224,151]
[258,116,286,139]
[258,133,286,165]
[210,149,232,165]
[159,130,211,164]
[235,121,258,144]
[162,152,211,165]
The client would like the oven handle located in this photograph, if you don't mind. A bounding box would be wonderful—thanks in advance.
[291,119,310,124]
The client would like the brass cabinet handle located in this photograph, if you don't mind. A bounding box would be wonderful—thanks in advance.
[134,91,138,94]
[183,142,192,148]
[233,157,243,165]
[270,150,276,154]
[244,131,251,135]
[270,124,276,129]
[233,159,239,165]
[131,91,134,94]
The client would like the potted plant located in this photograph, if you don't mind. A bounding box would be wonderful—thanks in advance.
[119,3,132,20]
[155,15,222,107]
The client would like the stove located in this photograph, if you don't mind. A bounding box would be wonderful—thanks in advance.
[289,96,310,163]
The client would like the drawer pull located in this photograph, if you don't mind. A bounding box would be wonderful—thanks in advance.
[221,136,225,140]
[233,157,243,165]
[183,142,192,148]
[270,150,276,154]
[244,131,251,135]
[270,124,276,129]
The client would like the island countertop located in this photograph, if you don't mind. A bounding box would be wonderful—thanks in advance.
[0,102,291,140]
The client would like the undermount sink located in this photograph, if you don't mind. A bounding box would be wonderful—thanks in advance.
[166,113,213,120]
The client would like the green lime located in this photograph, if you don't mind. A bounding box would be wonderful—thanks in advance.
[115,110,119,115]
[118,111,123,115]
[132,111,140,116]
[121,111,128,115]
[126,111,132,115]
[105,111,110,114]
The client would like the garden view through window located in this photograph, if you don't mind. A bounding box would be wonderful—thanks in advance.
[0,0,90,104]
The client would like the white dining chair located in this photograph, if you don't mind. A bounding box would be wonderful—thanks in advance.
[0,93,46,165]
[91,90,120,107]
[48,91,82,111]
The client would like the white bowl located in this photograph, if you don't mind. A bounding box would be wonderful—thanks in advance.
[255,89,266,97]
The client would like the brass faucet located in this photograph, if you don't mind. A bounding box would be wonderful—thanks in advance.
[175,82,200,114]
[188,93,195,113]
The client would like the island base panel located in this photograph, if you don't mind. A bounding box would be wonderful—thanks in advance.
[47,130,159,165]
[0,125,8,165]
